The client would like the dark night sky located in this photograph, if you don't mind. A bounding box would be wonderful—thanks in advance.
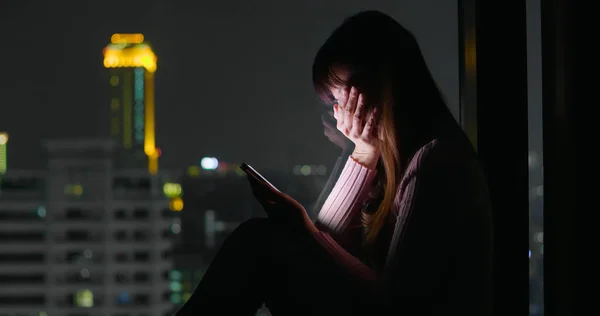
[0,0,461,171]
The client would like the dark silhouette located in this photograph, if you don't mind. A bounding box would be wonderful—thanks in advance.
[176,10,493,315]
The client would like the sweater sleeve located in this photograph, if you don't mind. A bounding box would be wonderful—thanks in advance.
[315,157,377,239]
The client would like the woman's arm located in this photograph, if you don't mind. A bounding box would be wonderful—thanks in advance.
[315,156,377,241]
[310,148,353,217]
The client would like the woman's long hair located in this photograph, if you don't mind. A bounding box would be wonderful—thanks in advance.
[312,11,463,246]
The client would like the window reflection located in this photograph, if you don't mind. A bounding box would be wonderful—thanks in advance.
[527,0,543,314]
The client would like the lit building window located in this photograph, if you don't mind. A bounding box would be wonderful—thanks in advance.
[116,291,130,305]
[187,165,201,176]
[74,289,94,307]
[0,132,8,174]
[170,281,182,292]
[170,223,181,234]
[64,184,84,196]
[110,76,120,87]
[36,206,46,218]
[133,67,145,144]
[168,270,181,281]
[169,197,184,212]
[170,293,181,304]
[163,183,182,198]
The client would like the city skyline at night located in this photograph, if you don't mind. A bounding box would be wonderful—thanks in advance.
[0,1,551,315]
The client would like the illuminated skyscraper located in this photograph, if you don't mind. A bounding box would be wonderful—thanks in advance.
[0,132,7,174]
[103,33,159,174]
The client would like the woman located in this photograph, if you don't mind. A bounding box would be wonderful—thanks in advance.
[176,10,493,316]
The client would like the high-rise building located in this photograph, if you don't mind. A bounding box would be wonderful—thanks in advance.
[103,33,159,174]
[0,139,181,316]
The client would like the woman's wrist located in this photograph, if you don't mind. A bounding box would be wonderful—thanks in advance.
[351,148,380,170]
[301,214,319,235]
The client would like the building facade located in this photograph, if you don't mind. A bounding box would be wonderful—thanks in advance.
[0,139,180,316]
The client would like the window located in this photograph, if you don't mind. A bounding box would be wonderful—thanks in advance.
[161,208,176,218]
[0,273,45,284]
[161,270,169,280]
[133,251,150,262]
[72,289,94,307]
[114,209,127,219]
[114,252,128,262]
[137,178,151,190]
[113,177,132,190]
[133,230,151,241]
[114,230,127,241]
[0,209,43,221]
[133,272,151,283]
[115,272,128,283]
[66,269,92,284]
[113,177,152,191]
[133,208,149,219]
[0,295,45,305]
[65,208,86,219]
[65,230,91,242]
[527,2,544,314]
[116,291,130,305]
[64,184,84,196]
[161,250,172,259]
[65,250,84,263]
[133,294,150,305]
[0,177,43,192]
[0,231,44,242]
[0,253,44,263]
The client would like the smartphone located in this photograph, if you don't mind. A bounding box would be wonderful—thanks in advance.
[240,163,280,192]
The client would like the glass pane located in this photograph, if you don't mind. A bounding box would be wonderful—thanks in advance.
[527,0,544,315]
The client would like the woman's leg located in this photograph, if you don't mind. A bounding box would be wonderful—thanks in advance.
[175,217,363,315]
[175,218,272,315]
[264,232,363,316]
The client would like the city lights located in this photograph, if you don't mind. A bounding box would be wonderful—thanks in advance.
[104,33,159,174]
[200,157,219,170]
[187,165,201,176]
[103,43,157,73]
[163,182,183,198]
[64,184,84,196]
[110,33,144,44]
[292,164,327,176]
[169,197,184,212]
[36,206,46,218]
[0,132,7,174]
[74,289,94,307]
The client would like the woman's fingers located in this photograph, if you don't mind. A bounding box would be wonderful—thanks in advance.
[342,87,358,134]
[346,87,358,113]
[361,107,378,138]
[350,93,365,138]
[333,86,379,149]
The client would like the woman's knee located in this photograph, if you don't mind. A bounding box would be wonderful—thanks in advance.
[230,217,272,240]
